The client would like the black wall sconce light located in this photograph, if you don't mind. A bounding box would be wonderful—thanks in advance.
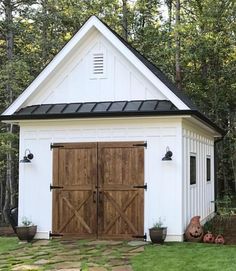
[162,146,173,161]
[20,149,34,163]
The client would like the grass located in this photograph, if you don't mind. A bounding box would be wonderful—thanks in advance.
[132,242,236,271]
[0,237,22,253]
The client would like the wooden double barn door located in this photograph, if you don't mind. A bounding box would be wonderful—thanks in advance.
[52,142,145,239]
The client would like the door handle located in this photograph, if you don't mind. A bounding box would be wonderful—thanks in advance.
[93,191,97,203]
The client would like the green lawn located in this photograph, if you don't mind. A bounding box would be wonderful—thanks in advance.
[0,237,236,270]
[132,242,236,271]
[0,237,21,253]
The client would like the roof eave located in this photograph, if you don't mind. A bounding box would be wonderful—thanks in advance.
[0,110,225,136]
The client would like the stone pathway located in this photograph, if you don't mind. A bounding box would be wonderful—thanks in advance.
[0,239,148,270]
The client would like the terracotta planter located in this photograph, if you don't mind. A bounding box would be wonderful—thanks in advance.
[149,227,167,244]
[16,225,37,242]
[215,234,225,244]
[203,231,215,243]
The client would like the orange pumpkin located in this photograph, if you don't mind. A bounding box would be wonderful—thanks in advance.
[203,231,215,243]
[215,234,225,244]
[185,216,203,242]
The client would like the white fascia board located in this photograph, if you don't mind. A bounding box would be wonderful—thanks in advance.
[4,115,188,126]
[3,16,189,116]
[185,116,222,138]
[4,115,221,138]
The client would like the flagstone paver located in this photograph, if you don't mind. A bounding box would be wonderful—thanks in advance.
[112,265,133,271]
[0,238,145,270]
[34,259,51,265]
[88,267,108,271]
[32,239,50,246]
[128,246,145,254]
[53,261,82,269]
[12,264,42,270]
[112,266,133,271]
[127,241,148,246]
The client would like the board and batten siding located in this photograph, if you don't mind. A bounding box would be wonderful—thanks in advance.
[182,121,215,231]
[26,30,166,107]
[18,117,183,241]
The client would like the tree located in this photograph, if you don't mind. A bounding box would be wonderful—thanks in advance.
[0,0,33,222]
[174,0,181,89]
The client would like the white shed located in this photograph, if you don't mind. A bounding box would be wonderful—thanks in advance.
[1,16,223,241]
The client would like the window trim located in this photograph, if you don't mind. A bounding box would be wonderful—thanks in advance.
[190,154,197,185]
[206,156,211,182]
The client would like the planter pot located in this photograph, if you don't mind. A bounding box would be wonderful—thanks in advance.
[16,225,37,242]
[149,227,167,244]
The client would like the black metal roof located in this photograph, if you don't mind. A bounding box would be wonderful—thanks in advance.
[15,100,177,115]
[0,100,225,135]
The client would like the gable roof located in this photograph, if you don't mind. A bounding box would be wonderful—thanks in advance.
[0,16,224,136]
[2,15,190,116]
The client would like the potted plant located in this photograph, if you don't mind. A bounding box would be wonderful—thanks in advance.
[16,217,37,242]
[149,218,167,244]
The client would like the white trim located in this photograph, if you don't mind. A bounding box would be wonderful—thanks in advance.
[2,115,189,125]
[147,234,184,242]
[4,115,221,138]
[3,16,189,116]
[200,212,215,225]
[165,234,184,242]
[35,231,50,239]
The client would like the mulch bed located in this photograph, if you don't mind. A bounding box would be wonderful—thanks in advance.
[222,216,236,245]
[0,226,16,236]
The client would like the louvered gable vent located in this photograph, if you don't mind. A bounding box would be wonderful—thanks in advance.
[93,53,104,75]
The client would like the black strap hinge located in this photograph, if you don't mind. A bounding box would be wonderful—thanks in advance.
[49,232,63,237]
[133,142,147,148]
[132,233,147,240]
[50,143,64,150]
[50,184,64,191]
[133,183,147,190]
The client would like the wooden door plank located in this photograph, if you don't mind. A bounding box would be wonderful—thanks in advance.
[52,143,98,237]
[58,192,93,232]
[52,148,59,233]
[103,191,139,234]
[97,141,144,239]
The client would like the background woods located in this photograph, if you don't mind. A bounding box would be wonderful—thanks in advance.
[0,0,235,224]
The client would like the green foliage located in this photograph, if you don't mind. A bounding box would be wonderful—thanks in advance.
[152,217,164,228]
[21,216,32,226]
[203,215,233,235]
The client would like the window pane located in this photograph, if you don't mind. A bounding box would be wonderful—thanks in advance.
[207,158,211,181]
[190,156,196,185]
